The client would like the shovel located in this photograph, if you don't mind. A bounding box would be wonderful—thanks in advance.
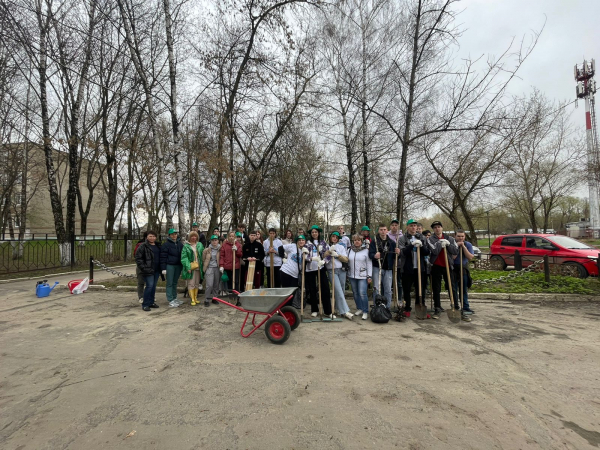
[444,246,461,323]
[301,253,312,323]
[415,245,427,320]
[460,246,471,322]
[374,237,387,307]
[329,251,343,322]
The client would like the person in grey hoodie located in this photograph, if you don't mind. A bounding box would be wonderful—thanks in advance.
[202,235,221,306]
[427,221,459,319]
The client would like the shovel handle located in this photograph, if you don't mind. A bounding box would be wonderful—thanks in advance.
[443,246,454,309]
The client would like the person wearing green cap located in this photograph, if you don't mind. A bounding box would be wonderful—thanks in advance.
[278,234,311,308]
[326,232,353,320]
[202,234,221,306]
[305,225,333,318]
[388,219,404,309]
[360,226,372,247]
[160,228,184,307]
[397,219,429,317]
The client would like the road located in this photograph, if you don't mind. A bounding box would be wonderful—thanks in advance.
[1,288,599,449]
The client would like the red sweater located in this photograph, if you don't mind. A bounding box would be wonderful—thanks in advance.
[433,234,448,268]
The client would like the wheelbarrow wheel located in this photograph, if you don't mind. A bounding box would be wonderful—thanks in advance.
[265,316,291,344]
[280,306,301,331]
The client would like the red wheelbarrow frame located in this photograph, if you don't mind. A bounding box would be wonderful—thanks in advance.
[212,290,295,338]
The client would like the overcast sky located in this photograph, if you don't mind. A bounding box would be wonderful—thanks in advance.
[457,0,599,116]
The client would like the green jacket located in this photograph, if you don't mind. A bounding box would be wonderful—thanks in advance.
[181,242,205,280]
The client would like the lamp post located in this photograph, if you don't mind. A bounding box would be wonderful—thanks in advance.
[486,210,491,248]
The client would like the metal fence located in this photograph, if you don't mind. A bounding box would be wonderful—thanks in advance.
[0,234,146,275]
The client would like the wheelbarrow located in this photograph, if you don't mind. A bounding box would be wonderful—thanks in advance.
[213,288,300,344]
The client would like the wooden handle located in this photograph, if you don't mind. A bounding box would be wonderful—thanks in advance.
[443,246,454,309]
[269,236,274,287]
[301,253,306,317]
[417,246,422,298]
[245,260,256,291]
[460,246,463,308]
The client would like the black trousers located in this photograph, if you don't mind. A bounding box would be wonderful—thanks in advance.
[224,269,240,292]
[281,270,299,307]
[402,269,427,311]
[431,265,458,309]
[305,268,332,315]
[266,266,282,288]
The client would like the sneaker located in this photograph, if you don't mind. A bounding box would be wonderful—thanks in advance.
[174,299,183,305]
[462,315,472,322]
[354,309,363,316]
[150,303,159,308]
[142,306,151,311]
[432,309,441,319]
[362,312,368,320]
[311,312,318,318]
[402,311,411,318]
[139,297,143,304]
[463,308,475,315]
[204,301,210,307]
[169,301,180,308]
[212,299,218,304]
[438,306,445,312]
[329,314,337,320]
[343,312,354,320]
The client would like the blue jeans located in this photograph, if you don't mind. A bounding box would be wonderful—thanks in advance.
[350,278,369,313]
[143,272,160,308]
[372,267,393,308]
[452,269,470,310]
[327,269,350,315]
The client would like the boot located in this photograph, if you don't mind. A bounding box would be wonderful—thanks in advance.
[190,288,198,306]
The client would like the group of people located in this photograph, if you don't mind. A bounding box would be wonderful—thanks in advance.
[133,220,476,322]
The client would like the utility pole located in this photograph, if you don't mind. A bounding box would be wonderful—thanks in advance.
[575,59,599,238]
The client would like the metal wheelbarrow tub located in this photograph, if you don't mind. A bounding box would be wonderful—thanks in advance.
[238,288,298,313]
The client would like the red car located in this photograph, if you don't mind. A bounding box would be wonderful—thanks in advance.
[490,234,599,278]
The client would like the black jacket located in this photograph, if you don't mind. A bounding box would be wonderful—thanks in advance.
[397,233,429,272]
[243,240,266,271]
[368,235,397,271]
[135,241,162,276]
[160,237,183,270]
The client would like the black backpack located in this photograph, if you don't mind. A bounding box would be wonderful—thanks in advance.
[370,297,392,323]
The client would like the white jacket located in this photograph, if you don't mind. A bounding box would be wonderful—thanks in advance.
[347,247,372,279]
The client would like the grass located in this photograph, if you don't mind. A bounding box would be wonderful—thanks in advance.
[469,270,600,295]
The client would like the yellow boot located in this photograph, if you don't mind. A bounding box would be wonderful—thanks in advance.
[190,288,198,306]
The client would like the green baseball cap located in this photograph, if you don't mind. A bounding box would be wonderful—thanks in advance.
[406,219,417,225]
[295,234,306,242]
[330,231,341,239]
[361,225,370,231]
[168,228,178,235]
[308,224,323,233]
[235,231,243,237]
[192,222,198,227]
[210,234,219,240]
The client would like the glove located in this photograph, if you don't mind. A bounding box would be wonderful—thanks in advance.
[413,240,422,248]
[161,270,167,275]
[220,267,224,273]
[331,250,339,257]
[283,258,288,264]
[302,247,309,254]
[318,245,323,252]
[439,239,449,248]
[313,255,321,262]
[318,260,325,268]
[232,245,237,251]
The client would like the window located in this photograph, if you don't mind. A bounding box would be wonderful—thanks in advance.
[525,236,551,249]
[501,236,523,247]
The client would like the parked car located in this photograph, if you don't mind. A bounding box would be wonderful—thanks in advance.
[490,234,599,278]
[472,246,482,259]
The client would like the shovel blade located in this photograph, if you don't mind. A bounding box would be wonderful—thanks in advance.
[415,304,427,320]
[447,309,461,323]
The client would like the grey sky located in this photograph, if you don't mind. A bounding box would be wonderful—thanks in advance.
[457,0,599,110]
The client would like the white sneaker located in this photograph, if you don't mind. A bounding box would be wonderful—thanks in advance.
[169,301,180,308]
[139,298,143,304]
[362,312,368,320]
[311,312,318,318]
[354,309,363,316]
[343,312,354,320]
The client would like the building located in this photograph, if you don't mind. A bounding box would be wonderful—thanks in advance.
[0,143,107,236]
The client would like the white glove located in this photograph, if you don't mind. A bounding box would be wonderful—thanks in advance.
[283,258,288,264]
[161,270,167,275]
[318,260,325,268]
[318,245,323,252]
[220,267,224,273]
[439,239,449,248]
[412,240,422,248]
[313,255,321,262]
[331,250,339,257]
[232,245,237,251]
[302,247,309,254]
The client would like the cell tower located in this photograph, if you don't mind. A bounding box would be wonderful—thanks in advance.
[575,59,599,238]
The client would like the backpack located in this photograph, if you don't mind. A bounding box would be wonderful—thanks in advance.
[370,297,392,323]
